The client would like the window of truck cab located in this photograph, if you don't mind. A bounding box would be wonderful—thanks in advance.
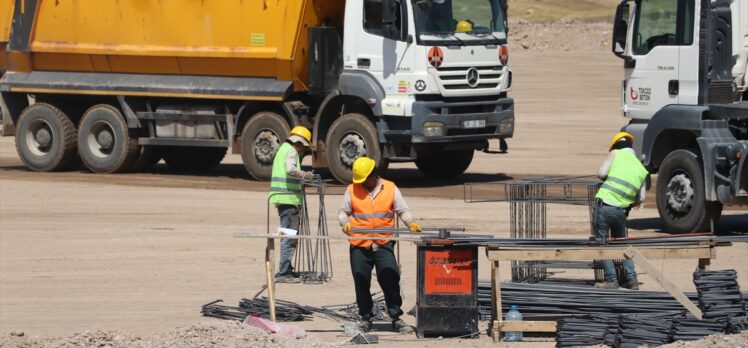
[632,0,695,55]
[364,0,404,38]
[412,0,507,46]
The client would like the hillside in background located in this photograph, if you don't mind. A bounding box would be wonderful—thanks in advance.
[508,0,619,22]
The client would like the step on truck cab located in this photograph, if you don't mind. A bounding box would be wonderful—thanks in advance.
[611,0,748,232]
[0,0,514,183]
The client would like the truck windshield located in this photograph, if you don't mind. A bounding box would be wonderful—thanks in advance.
[413,0,506,45]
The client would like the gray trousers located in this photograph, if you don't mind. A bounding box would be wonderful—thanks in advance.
[276,204,300,276]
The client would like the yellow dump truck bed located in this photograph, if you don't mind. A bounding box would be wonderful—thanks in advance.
[4,0,344,92]
[0,0,13,73]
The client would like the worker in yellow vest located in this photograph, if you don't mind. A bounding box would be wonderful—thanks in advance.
[337,157,422,334]
[593,132,649,290]
[269,126,316,284]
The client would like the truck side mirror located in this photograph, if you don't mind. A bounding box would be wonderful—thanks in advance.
[612,1,630,59]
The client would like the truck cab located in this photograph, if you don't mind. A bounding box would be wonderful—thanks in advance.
[611,0,748,232]
[319,0,514,182]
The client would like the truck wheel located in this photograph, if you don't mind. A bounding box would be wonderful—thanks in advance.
[78,105,139,173]
[241,112,290,180]
[326,113,384,184]
[15,103,78,171]
[416,150,474,180]
[656,149,723,233]
[162,146,227,171]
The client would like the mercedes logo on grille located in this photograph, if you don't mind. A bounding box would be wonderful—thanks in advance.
[466,68,479,88]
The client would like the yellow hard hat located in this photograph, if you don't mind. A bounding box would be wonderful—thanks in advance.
[609,131,635,151]
[456,20,473,33]
[289,126,312,147]
[352,157,376,184]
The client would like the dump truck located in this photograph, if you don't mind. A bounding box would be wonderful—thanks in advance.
[610,0,747,232]
[0,0,515,183]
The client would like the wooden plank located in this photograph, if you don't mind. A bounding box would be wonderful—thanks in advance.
[487,245,712,261]
[491,260,501,342]
[624,247,703,319]
[265,238,276,322]
[498,320,557,332]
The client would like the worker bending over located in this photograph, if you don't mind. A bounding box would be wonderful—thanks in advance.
[269,126,316,284]
[594,132,649,290]
[338,157,422,334]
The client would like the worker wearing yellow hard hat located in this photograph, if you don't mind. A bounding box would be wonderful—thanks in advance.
[269,125,316,283]
[593,131,649,290]
[337,156,422,334]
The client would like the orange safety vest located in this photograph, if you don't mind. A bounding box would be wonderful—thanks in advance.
[347,179,396,248]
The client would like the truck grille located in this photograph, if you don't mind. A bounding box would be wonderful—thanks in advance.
[436,66,503,91]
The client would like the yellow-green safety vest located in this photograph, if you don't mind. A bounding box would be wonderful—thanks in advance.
[595,150,649,208]
[269,142,302,206]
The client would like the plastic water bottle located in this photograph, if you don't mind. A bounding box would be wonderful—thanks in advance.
[504,305,523,342]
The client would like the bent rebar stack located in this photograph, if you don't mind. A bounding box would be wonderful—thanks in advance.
[294,177,333,283]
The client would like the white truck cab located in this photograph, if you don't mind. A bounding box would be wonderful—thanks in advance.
[323,0,514,182]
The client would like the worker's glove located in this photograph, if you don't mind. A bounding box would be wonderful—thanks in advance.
[302,171,316,181]
[342,223,353,234]
[408,222,423,233]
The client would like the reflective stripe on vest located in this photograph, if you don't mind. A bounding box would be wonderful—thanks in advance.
[595,150,648,208]
[351,212,396,220]
[269,142,302,206]
[347,179,396,248]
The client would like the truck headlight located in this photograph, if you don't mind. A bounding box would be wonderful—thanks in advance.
[499,117,514,133]
[423,122,444,137]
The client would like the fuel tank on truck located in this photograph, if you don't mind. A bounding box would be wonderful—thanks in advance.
[5,0,344,91]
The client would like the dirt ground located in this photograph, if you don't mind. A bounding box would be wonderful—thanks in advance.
[1,21,747,347]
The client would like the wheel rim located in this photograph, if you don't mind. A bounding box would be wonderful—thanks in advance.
[338,132,367,168]
[86,120,117,159]
[25,119,54,156]
[665,172,695,215]
[253,129,280,165]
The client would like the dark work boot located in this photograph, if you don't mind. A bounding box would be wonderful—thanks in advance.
[392,319,414,334]
[622,278,640,290]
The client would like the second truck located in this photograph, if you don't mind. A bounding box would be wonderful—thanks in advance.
[611,0,747,232]
[0,0,515,183]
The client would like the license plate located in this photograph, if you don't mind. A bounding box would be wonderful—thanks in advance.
[462,119,486,129]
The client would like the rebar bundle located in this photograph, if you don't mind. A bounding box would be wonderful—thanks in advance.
[479,282,705,319]
[554,269,748,346]
[694,269,746,319]
[201,297,354,322]
[293,177,333,283]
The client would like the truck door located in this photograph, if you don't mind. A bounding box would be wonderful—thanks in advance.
[346,0,415,97]
[626,0,695,118]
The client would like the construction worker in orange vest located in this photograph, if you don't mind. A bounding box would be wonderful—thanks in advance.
[337,156,422,334]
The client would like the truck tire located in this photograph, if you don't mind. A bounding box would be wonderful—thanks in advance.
[78,105,139,173]
[14,103,78,171]
[241,112,290,180]
[162,146,227,171]
[326,113,384,184]
[656,149,723,233]
[416,150,474,180]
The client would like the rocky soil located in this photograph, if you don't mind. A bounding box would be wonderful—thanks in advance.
[0,322,330,348]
